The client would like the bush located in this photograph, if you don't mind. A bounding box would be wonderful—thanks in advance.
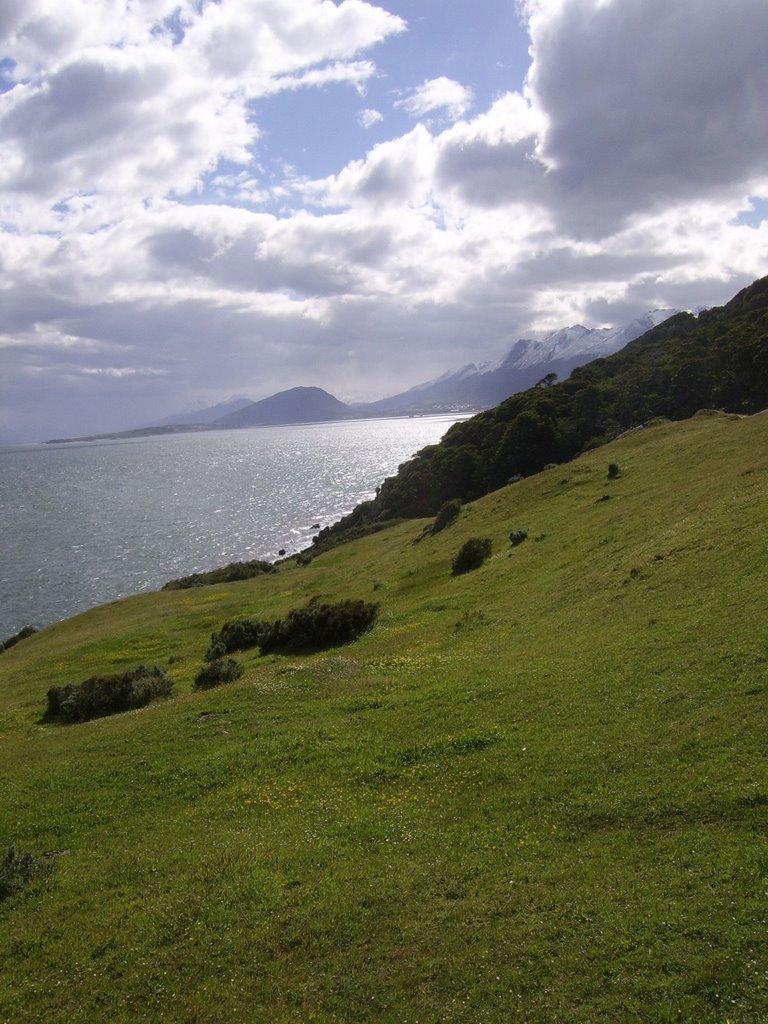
[193,657,244,690]
[259,599,379,654]
[162,559,275,590]
[45,665,172,723]
[509,529,528,547]
[0,624,38,654]
[205,618,267,661]
[452,537,492,575]
[0,846,54,902]
[607,462,620,479]
[431,498,462,534]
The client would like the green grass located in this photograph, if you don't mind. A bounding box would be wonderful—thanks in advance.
[1,412,768,1022]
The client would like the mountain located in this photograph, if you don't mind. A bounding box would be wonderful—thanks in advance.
[316,275,768,539]
[146,396,254,428]
[362,310,679,414]
[214,386,351,428]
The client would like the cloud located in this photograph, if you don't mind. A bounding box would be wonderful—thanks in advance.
[524,0,768,234]
[309,124,437,208]
[0,0,405,205]
[358,107,383,129]
[395,76,473,120]
[2,0,768,441]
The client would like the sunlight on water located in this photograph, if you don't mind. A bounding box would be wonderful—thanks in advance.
[0,416,467,635]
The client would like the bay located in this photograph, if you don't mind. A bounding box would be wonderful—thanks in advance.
[0,415,466,638]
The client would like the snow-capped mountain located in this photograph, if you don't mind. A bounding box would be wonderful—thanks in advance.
[363,309,679,413]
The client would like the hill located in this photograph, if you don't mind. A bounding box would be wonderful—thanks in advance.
[318,275,768,539]
[214,386,351,427]
[362,309,678,414]
[1,410,768,1022]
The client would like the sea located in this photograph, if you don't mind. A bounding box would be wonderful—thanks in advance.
[0,415,467,638]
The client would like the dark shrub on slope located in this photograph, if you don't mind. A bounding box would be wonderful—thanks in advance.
[193,658,244,690]
[45,665,172,723]
[259,600,379,654]
[162,559,274,590]
[205,618,266,661]
[0,625,38,654]
[452,538,492,575]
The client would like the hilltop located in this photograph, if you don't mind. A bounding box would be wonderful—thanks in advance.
[317,275,768,545]
[1,408,767,1022]
[215,386,351,428]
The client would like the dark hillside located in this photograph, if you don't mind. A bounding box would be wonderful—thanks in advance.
[316,275,768,541]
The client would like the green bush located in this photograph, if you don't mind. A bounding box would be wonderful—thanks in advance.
[509,529,528,547]
[607,463,620,479]
[259,599,379,654]
[0,846,54,902]
[45,665,172,723]
[162,559,275,590]
[193,657,245,690]
[0,624,38,654]
[431,498,462,534]
[452,537,492,575]
[205,618,267,661]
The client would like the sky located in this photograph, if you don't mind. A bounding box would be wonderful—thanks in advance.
[1,0,767,441]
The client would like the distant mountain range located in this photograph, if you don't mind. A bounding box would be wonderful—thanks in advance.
[360,310,678,414]
[46,309,679,442]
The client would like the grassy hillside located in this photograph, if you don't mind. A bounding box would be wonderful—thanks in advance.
[315,275,768,536]
[1,411,767,1022]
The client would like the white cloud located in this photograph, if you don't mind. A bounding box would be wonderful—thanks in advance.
[395,76,473,120]
[0,0,405,207]
[79,366,168,377]
[1,0,768,441]
[358,107,383,129]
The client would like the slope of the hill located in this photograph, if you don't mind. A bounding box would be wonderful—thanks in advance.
[319,275,768,535]
[1,412,768,1022]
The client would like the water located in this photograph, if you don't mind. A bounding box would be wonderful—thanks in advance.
[0,416,465,637]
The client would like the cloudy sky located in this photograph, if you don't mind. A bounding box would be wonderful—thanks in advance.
[1,0,767,441]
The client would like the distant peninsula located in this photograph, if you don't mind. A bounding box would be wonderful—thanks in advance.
[45,388,360,444]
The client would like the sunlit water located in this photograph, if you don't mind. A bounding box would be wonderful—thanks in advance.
[0,416,466,637]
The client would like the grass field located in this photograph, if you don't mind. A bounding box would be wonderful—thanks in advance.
[1,411,767,1022]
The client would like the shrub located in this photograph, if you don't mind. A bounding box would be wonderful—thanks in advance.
[509,528,528,547]
[205,618,267,661]
[162,559,275,590]
[45,665,172,724]
[452,537,492,575]
[607,462,620,479]
[0,846,54,902]
[193,657,244,690]
[259,599,379,654]
[431,498,462,534]
[0,625,38,654]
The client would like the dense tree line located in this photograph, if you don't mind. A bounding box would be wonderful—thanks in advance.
[315,275,768,542]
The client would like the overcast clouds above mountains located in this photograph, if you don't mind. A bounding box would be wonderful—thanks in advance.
[1,0,767,441]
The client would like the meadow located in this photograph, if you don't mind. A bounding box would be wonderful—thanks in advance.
[1,411,767,1023]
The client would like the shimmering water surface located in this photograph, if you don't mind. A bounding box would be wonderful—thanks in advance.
[0,416,465,637]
